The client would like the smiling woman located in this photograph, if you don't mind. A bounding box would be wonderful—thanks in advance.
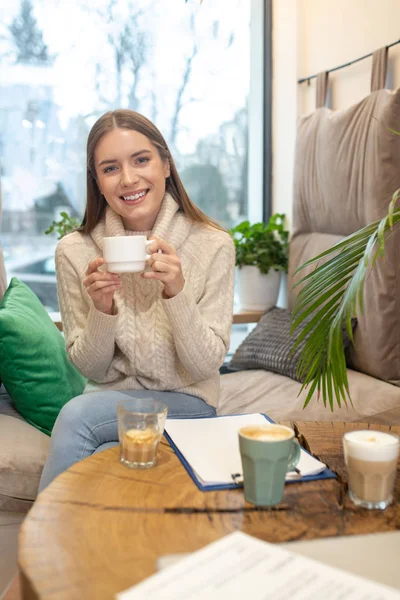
[39,108,236,491]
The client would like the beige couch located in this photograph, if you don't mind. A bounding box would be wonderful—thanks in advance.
[0,386,49,512]
[0,186,50,512]
[219,49,400,426]
[2,48,400,511]
[219,368,400,425]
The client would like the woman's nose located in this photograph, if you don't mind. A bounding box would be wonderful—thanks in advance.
[120,167,139,187]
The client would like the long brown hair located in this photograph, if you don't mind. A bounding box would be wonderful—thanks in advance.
[80,109,223,234]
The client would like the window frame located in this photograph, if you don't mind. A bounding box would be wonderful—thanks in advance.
[248,0,271,225]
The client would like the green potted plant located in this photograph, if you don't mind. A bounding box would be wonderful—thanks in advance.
[229,214,289,311]
[45,212,80,240]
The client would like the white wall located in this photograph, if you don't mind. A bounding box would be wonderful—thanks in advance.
[272,0,400,221]
[271,0,298,229]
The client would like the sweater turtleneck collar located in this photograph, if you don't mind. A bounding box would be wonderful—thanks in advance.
[91,193,192,252]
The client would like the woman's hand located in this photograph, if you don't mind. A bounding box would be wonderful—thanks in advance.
[142,236,185,298]
[83,257,121,314]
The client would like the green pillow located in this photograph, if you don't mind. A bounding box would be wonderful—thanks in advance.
[0,278,86,435]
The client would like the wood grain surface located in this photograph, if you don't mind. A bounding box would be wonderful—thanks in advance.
[231,310,264,324]
[18,422,400,600]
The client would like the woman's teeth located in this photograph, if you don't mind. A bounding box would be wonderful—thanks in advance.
[122,190,147,201]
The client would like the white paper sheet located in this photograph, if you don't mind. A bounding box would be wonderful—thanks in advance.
[116,531,400,599]
[164,414,326,486]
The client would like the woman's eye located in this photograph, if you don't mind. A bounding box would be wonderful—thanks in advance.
[136,157,149,164]
[104,165,117,174]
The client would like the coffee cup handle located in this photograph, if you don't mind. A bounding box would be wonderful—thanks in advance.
[287,439,301,472]
[145,239,153,261]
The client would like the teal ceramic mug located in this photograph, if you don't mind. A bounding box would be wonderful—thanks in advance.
[239,424,301,506]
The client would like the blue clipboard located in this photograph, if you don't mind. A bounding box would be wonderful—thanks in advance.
[164,413,336,492]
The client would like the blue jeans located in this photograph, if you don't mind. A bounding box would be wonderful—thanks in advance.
[39,389,216,492]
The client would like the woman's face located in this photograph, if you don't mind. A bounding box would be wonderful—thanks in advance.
[94,128,170,231]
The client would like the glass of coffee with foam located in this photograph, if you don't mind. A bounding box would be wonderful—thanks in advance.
[117,398,168,469]
[343,430,399,510]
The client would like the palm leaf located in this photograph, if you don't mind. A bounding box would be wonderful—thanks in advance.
[292,191,400,410]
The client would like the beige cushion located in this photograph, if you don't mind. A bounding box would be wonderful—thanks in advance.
[219,370,400,425]
[0,491,36,513]
[289,83,400,385]
[0,414,49,503]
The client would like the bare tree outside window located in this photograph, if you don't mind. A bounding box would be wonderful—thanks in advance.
[9,0,52,65]
[87,1,151,112]
[169,15,199,150]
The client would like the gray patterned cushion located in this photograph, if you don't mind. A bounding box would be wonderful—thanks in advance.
[229,308,355,382]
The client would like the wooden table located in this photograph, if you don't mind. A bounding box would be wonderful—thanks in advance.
[231,310,264,324]
[18,422,400,600]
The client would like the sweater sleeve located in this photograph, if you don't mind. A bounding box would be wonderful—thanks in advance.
[162,236,235,381]
[56,241,118,381]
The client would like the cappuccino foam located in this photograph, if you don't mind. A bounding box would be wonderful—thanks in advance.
[239,425,293,442]
[344,430,399,462]
[124,428,158,445]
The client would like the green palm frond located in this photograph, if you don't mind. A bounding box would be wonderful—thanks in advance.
[291,188,400,410]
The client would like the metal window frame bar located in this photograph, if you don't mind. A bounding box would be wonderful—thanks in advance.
[263,0,272,222]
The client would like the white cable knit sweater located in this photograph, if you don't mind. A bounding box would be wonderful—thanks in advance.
[55,194,235,408]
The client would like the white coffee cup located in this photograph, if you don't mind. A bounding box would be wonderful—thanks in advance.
[103,236,152,273]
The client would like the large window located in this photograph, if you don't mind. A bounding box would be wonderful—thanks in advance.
[0,0,261,320]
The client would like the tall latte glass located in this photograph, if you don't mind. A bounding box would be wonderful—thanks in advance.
[239,424,300,506]
[343,430,399,510]
[117,398,168,469]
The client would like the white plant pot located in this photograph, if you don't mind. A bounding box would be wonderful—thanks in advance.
[237,265,281,311]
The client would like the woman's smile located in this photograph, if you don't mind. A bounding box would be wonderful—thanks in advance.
[119,188,149,206]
